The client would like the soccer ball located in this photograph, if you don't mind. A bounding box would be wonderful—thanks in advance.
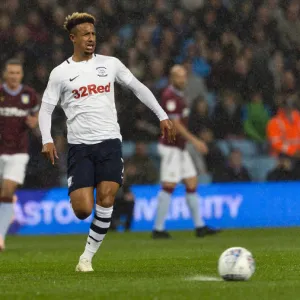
[218,247,255,281]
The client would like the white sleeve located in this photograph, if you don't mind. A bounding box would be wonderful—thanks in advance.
[115,58,134,86]
[119,77,167,122]
[115,58,168,120]
[38,102,56,145]
[42,68,62,105]
[126,77,168,121]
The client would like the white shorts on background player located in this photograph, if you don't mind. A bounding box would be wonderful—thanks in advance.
[158,144,197,183]
[0,153,29,184]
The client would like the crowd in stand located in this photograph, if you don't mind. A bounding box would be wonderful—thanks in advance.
[1,0,300,187]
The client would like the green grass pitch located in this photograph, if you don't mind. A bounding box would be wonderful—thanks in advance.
[1,228,300,300]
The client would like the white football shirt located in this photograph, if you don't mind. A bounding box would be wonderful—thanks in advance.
[42,54,134,144]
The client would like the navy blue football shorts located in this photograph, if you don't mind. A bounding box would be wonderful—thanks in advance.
[67,139,123,195]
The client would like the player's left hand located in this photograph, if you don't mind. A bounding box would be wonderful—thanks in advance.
[42,142,59,165]
[26,115,38,129]
[160,119,176,143]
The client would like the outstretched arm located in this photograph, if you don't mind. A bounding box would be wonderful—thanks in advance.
[127,77,176,142]
[127,77,168,121]
[115,58,176,142]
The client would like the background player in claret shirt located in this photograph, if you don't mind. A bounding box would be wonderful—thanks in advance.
[153,65,220,239]
[0,59,39,250]
[38,12,175,272]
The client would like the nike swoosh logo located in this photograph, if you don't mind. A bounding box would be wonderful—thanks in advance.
[69,75,79,81]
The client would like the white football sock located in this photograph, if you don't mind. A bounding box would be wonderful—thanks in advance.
[154,190,171,231]
[186,192,205,228]
[80,205,113,261]
[0,203,14,239]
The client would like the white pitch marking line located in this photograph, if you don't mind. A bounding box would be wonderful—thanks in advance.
[185,275,222,282]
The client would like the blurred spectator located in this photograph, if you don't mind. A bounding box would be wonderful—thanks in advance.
[107,34,123,58]
[233,1,255,42]
[196,7,222,43]
[206,0,232,28]
[51,6,67,38]
[282,70,296,93]
[158,28,178,64]
[224,55,250,101]
[35,0,54,28]
[30,63,49,96]
[220,30,242,62]
[189,96,213,135]
[267,92,300,159]
[249,23,275,107]
[213,149,251,183]
[153,0,173,20]
[0,0,21,17]
[94,0,120,40]
[207,46,230,91]
[118,0,152,24]
[267,155,297,181]
[97,42,113,57]
[143,13,160,37]
[144,58,168,98]
[183,59,208,105]
[0,14,13,67]
[124,142,158,184]
[111,142,158,231]
[177,41,211,78]
[51,49,65,68]
[265,0,284,22]
[253,5,279,48]
[187,127,225,175]
[181,0,204,11]
[127,47,146,80]
[277,2,300,53]
[268,50,285,93]
[12,25,36,69]
[171,9,188,43]
[199,127,225,174]
[243,91,271,143]
[1,0,300,186]
[110,181,135,231]
[0,14,12,43]
[26,10,49,44]
[212,90,243,139]
[242,45,254,62]
[122,100,160,142]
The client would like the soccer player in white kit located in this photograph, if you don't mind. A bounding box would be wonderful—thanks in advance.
[38,12,176,272]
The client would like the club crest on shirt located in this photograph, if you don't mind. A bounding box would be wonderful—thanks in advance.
[21,94,30,104]
[67,176,73,188]
[96,67,108,77]
[166,100,176,112]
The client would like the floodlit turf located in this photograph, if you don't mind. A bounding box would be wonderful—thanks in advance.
[1,228,300,300]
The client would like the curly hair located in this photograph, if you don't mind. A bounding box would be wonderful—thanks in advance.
[64,12,95,33]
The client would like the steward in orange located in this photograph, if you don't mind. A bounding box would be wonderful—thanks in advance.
[267,95,300,158]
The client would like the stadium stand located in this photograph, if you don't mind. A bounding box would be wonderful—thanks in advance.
[1,0,299,186]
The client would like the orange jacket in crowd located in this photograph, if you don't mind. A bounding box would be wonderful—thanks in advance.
[266,109,300,157]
